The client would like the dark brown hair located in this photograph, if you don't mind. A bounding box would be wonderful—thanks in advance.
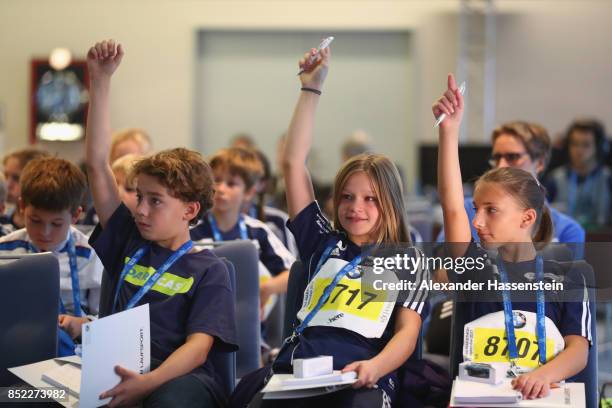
[565,118,608,162]
[476,167,553,248]
[20,157,87,214]
[131,148,214,224]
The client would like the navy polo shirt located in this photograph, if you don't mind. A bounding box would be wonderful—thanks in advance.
[90,203,238,402]
[274,201,429,401]
[450,240,592,344]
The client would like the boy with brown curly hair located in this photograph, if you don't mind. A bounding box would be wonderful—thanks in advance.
[85,39,237,408]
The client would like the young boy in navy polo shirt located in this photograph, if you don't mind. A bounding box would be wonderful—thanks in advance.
[190,147,295,318]
[84,39,238,408]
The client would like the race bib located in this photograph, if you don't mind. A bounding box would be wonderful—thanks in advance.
[464,310,565,369]
[297,257,398,338]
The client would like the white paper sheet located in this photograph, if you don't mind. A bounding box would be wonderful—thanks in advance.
[261,371,357,399]
[79,304,151,408]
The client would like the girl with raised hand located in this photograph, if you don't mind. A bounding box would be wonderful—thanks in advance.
[234,45,428,408]
[434,74,591,400]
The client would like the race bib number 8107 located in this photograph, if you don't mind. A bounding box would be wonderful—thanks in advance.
[472,328,555,368]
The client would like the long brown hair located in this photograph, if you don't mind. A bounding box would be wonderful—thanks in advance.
[332,154,411,244]
[476,167,553,249]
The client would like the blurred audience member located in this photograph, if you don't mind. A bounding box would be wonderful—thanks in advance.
[545,118,611,230]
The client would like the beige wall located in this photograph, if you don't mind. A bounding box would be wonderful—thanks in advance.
[0,0,458,163]
[494,1,612,141]
[1,0,611,182]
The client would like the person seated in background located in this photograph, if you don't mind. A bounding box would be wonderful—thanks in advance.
[1,147,50,230]
[81,154,141,226]
[0,156,103,356]
[109,127,152,164]
[190,147,295,320]
[230,132,257,150]
[81,129,152,226]
[545,118,612,231]
[242,148,298,256]
[111,153,141,215]
[340,130,373,163]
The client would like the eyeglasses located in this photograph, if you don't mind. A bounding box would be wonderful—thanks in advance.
[488,152,528,167]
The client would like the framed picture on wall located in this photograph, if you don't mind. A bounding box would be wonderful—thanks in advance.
[30,59,89,143]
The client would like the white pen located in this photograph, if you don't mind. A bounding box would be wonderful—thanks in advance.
[433,81,466,127]
[297,36,335,76]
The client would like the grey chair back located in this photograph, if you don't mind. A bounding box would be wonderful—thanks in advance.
[212,240,262,377]
[207,258,237,396]
[0,254,59,386]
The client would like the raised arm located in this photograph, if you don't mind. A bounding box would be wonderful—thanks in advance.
[433,74,472,248]
[282,47,330,219]
[85,40,123,228]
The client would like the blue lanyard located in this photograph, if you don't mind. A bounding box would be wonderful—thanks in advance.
[112,240,193,313]
[208,213,248,241]
[496,255,546,366]
[63,233,83,317]
[30,233,83,317]
[293,238,371,336]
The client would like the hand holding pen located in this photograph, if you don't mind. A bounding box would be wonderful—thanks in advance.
[432,74,465,130]
[297,36,334,76]
[298,43,331,92]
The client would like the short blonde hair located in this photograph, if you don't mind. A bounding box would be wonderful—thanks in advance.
[110,128,152,160]
[111,153,141,189]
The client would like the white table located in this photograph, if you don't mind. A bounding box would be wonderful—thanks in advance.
[450,379,585,408]
[9,357,79,408]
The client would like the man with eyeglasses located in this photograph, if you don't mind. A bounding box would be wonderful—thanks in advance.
[436,121,584,257]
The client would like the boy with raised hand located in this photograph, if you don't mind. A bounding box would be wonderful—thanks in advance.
[0,156,103,355]
[85,39,237,408]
